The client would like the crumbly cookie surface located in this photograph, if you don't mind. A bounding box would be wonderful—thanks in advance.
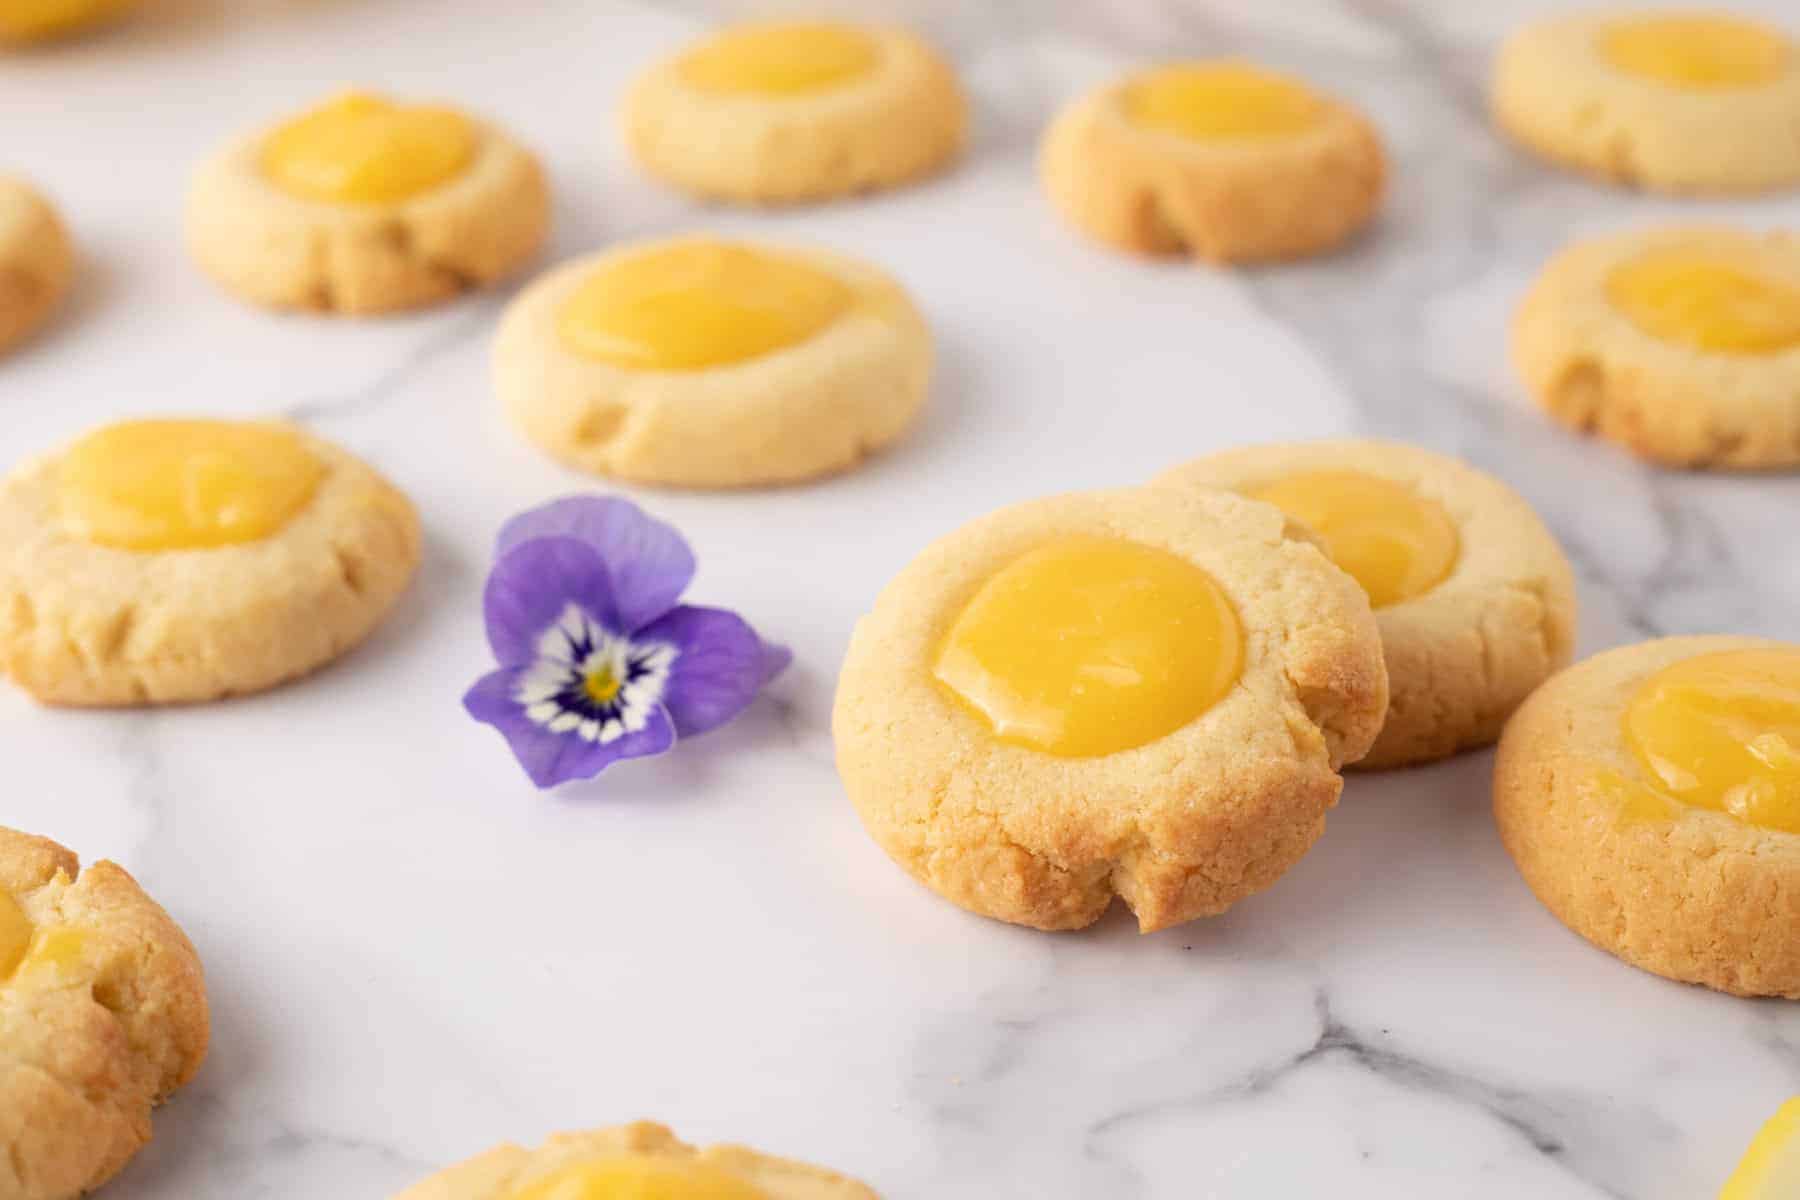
[1038,67,1385,263]
[833,486,1388,933]
[0,826,209,1200]
[0,178,73,356]
[494,238,931,489]
[624,25,966,204]
[1513,226,1800,469]
[1491,11,1800,194]
[0,427,420,705]
[393,1120,878,1199]
[1494,636,1800,998]
[1156,439,1578,769]
[185,109,548,315]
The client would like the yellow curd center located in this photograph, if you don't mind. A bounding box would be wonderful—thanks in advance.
[509,1157,769,1200]
[0,0,130,41]
[1606,251,1800,355]
[58,419,325,552]
[1622,648,1800,833]
[1600,15,1790,89]
[557,240,853,371]
[676,23,879,96]
[1123,63,1323,141]
[260,90,475,205]
[0,892,30,978]
[933,535,1243,758]
[1244,471,1460,610]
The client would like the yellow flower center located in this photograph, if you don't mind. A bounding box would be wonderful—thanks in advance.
[260,90,476,205]
[1600,15,1791,89]
[675,23,880,96]
[1607,250,1800,355]
[508,1156,770,1200]
[1123,62,1324,141]
[583,665,623,706]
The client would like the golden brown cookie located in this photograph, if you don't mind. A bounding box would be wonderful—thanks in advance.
[1494,635,1800,998]
[1039,60,1385,263]
[0,418,420,706]
[1492,10,1800,194]
[1514,225,1800,469]
[392,1120,877,1199]
[1156,440,1578,769]
[0,0,134,44]
[0,177,73,356]
[0,825,209,1200]
[185,89,549,315]
[834,486,1388,933]
[624,21,966,204]
[495,235,931,488]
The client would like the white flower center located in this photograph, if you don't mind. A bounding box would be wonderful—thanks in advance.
[514,604,676,744]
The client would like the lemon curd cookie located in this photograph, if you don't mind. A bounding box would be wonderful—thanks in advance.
[1157,440,1578,769]
[0,0,133,43]
[1039,61,1385,263]
[0,825,208,1200]
[186,89,549,314]
[1515,226,1800,469]
[624,21,966,204]
[833,487,1388,933]
[1493,10,1800,194]
[1495,636,1800,997]
[393,1120,877,1200]
[0,177,73,356]
[0,418,420,706]
[495,235,930,488]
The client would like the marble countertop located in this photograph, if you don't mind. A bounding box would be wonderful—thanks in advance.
[4,1,1799,1197]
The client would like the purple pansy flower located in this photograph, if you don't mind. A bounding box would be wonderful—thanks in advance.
[463,496,790,788]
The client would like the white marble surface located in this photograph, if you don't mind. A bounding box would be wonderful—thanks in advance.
[4,1,1800,1196]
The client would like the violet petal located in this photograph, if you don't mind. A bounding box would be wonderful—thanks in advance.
[483,537,620,667]
[497,496,695,631]
[464,666,676,788]
[640,604,773,738]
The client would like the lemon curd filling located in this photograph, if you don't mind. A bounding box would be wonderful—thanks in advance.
[932,535,1243,758]
[58,419,325,552]
[0,892,30,979]
[676,23,880,96]
[1622,649,1800,833]
[508,1157,769,1200]
[1599,15,1791,89]
[1606,251,1800,355]
[260,90,476,205]
[1123,63,1323,141]
[1244,471,1460,610]
[557,240,854,371]
[0,0,130,41]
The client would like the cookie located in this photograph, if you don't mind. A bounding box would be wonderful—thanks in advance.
[1514,226,1800,469]
[185,89,549,315]
[393,1120,877,1199]
[624,21,966,204]
[0,0,133,43]
[0,177,73,356]
[1039,60,1385,263]
[1156,440,1578,769]
[0,825,209,1200]
[833,486,1388,933]
[1492,11,1800,194]
[1494,636,1800,998]
[495,235,931,488]
[0,418,420,706]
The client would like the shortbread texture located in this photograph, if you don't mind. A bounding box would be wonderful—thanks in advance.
[0,178,73,356]
[495,239,931,488]
[624,26,966,204]
[1494,636,1800,998]
[834,487,1388,933]
[393,1120,878,1199]
[1492,11,1800,194]
[0,429,420,705]
[1157,440,1578,769]
[1513,227,1800,469]
[0,826,209,1200]
[1038,70,1385,263]
[185,111,548,314]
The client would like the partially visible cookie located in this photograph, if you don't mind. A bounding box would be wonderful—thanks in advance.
[186,89,549,315]
[1514,225,1800,469]
[0,0,134,44]
[393,1120,877,1199]
[624,21,966,204]
[0,177,73,356]
[0,825,209,1200]
[1156,439,1578,769]
[1494,636,1800,998]
[1492,10,1800,194]
[1040,60,1385,263]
